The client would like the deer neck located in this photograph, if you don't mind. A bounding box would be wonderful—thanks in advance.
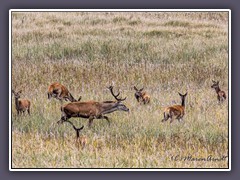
[214,86,221,93]
[15,97,20,109]
[181,97,186,107]
[100,102,119,115]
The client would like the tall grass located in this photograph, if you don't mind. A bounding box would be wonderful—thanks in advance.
[11,11,229,168]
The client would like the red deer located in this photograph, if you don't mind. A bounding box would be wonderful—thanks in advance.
[47,82,80,102]
[64,121,87,148]
[211,80,226,102]
[12,90,31,115]
[57,86,129,127]
[133,86,150,104]
[162,92,187,123]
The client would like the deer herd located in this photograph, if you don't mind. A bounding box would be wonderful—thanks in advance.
[12,80,227,145]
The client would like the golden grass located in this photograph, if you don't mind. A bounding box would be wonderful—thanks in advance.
[11,11,229,169]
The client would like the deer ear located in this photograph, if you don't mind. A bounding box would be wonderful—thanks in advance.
[80,125,84,130]
[139,87,144,91]
[184,92,188,96]
[133,86,138,91]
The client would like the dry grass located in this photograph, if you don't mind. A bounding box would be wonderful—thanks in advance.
[11,11,229,169]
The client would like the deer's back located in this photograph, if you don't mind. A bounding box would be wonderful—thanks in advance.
[63,101,99,115]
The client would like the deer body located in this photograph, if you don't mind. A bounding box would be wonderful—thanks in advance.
[211,80,226,102]
[134,86,150,104]
[47,82,78,102]
[162,92,187,123]
[57,86,129,127]
[12,90,31,115]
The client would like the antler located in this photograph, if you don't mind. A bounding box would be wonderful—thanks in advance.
[107,86,126,102]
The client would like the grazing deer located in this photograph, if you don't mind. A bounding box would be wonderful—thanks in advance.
[47,82,80,102]
[133,86,150,104]
[12,90,31,115]
[162,92,187,123]
[64,121,87,148]
[57,86,129,127]
[211,80,227,102]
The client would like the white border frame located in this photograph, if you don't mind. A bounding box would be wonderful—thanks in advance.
[9,9,231,171]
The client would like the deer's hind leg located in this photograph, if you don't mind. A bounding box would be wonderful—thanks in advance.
[162,112,170,122]
[27,107,30,115]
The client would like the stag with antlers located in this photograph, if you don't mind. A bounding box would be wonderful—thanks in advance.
[57,86,129,127]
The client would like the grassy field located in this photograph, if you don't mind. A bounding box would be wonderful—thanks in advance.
[11,11,229,169]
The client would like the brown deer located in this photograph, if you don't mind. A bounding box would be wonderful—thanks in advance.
[12,90,31,115]
[64,121,87,148]
[47,82,80,102]
[211,80,227,102]
[133,86,150,104]
[57,86,129,127]
[162,92,187,123]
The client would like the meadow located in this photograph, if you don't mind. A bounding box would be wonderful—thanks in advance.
[11,11,229,168]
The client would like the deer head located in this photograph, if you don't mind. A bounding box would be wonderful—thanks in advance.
[211,80,220,89]
[12,90,22,99]
[133,86,145,101]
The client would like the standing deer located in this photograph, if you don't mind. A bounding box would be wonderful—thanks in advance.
[12,90,31,115]
[47,82,80,102]
[211,80,227,102]
[57,86,129,127]
[64,121,87,148]
[162,92,187,123]
[133,86,150,104]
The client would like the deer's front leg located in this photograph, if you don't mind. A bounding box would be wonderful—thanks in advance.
[88,116,94,127]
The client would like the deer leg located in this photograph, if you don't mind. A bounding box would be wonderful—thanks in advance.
[48,92,52,99]
[88,116,94,127]
[176,114,181,122]
[170,116,174,123]
[162,112,169,122]
[55,89,62,101]
[102,116,110,126]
